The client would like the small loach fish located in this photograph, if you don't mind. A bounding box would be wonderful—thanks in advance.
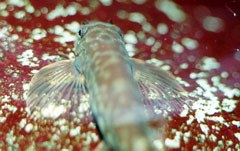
[27,21,190,151]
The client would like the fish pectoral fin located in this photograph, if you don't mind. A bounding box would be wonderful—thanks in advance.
[26,60,88,119]
[131,58,191,118]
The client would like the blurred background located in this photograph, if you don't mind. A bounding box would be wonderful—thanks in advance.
[0,0,239,150]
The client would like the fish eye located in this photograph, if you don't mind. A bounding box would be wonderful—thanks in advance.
[77,27,87,39]
[78,29,84,38]
[78,30,82,37]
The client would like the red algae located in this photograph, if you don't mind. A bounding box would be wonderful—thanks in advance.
[0,0,239,150]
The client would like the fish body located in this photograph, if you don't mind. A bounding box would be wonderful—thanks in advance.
[27,21,189,151]
[74,22,154,150]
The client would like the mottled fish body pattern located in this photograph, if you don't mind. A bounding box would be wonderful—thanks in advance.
[27,22,190,151]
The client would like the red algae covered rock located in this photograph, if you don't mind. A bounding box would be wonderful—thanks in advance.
[0,0,239,150]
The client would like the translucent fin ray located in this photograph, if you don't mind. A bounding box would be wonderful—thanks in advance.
[27,60,89,119]
[131,59,191,118]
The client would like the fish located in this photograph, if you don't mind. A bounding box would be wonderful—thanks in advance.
[27,21,190,151]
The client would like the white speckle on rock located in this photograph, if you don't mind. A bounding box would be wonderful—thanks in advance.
[209,134,217,142]
[7,0,25,7]
[157,23,168,35]
[2,95,11,103]
[180,63,189,69]
[60,125,69,133]
[192,98,221,116]
[125,44,137,57]
[91,132,99,142]
[186,115,195,125]
[51,134,60,141]
[31,28,47,40]
[234,133,240,141]
[179,104,190,117]
[142,22,153,33]
[47,4,66,20]
[0,117,6,123]
[172,41,184,53]
[221,98,237,112]
[78,102,89,113]
[25,123,33,133]
[64,21,80,33]
[0,2,7,10]
[223,87,240,99]
[190,72,209,79]
[22,83,29,91]
[68,52,75,60]
[181,37,199,50]
[41,104,66,119]
[124,33,138,44]
[155,0,186,23]
[54,119,67,126]
[53,25,64,35]
[151,41,162,52]
[128,12,146,24]
[54,30,76,44]
[165,131,181,148]
[200,124,209,135]
[195,78,211,91]
[66,5,77,15]
[211,75,240,98]
[42,53,62,61]
[99,0,112,6]
[221,72,229,78]
[232,120,240,128]
[183,131,191,143]
[88,122,96,129]
[11,34,19,40]
[116,10,128,19]
[21,49,34,58]
[69,126,81,137]
[2,104,17,113]
[145,37,155,46]
[19,118,27,128]
[195,109,206,123]
[226,140,233,147]
[206,116,225,124]
[197,57,220,71]
[83,132,92,145]
[17,49,39,67]
[146,58,164,67]
[203,16,224,32]
[6,130,16,145]
[14,10,26,19]
[25,4,35,13]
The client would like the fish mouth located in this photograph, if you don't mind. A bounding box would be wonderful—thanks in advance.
[87,27,122,39]
[79,21,123,39]
[83,28,123,44]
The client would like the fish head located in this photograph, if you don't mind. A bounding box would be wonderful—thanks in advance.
[74,21,124,56]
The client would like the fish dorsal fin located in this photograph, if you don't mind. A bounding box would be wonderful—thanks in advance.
[131,59,191,119]
[27,60,89,120]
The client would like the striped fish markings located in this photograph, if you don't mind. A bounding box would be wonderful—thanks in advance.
[27,22,189,151]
